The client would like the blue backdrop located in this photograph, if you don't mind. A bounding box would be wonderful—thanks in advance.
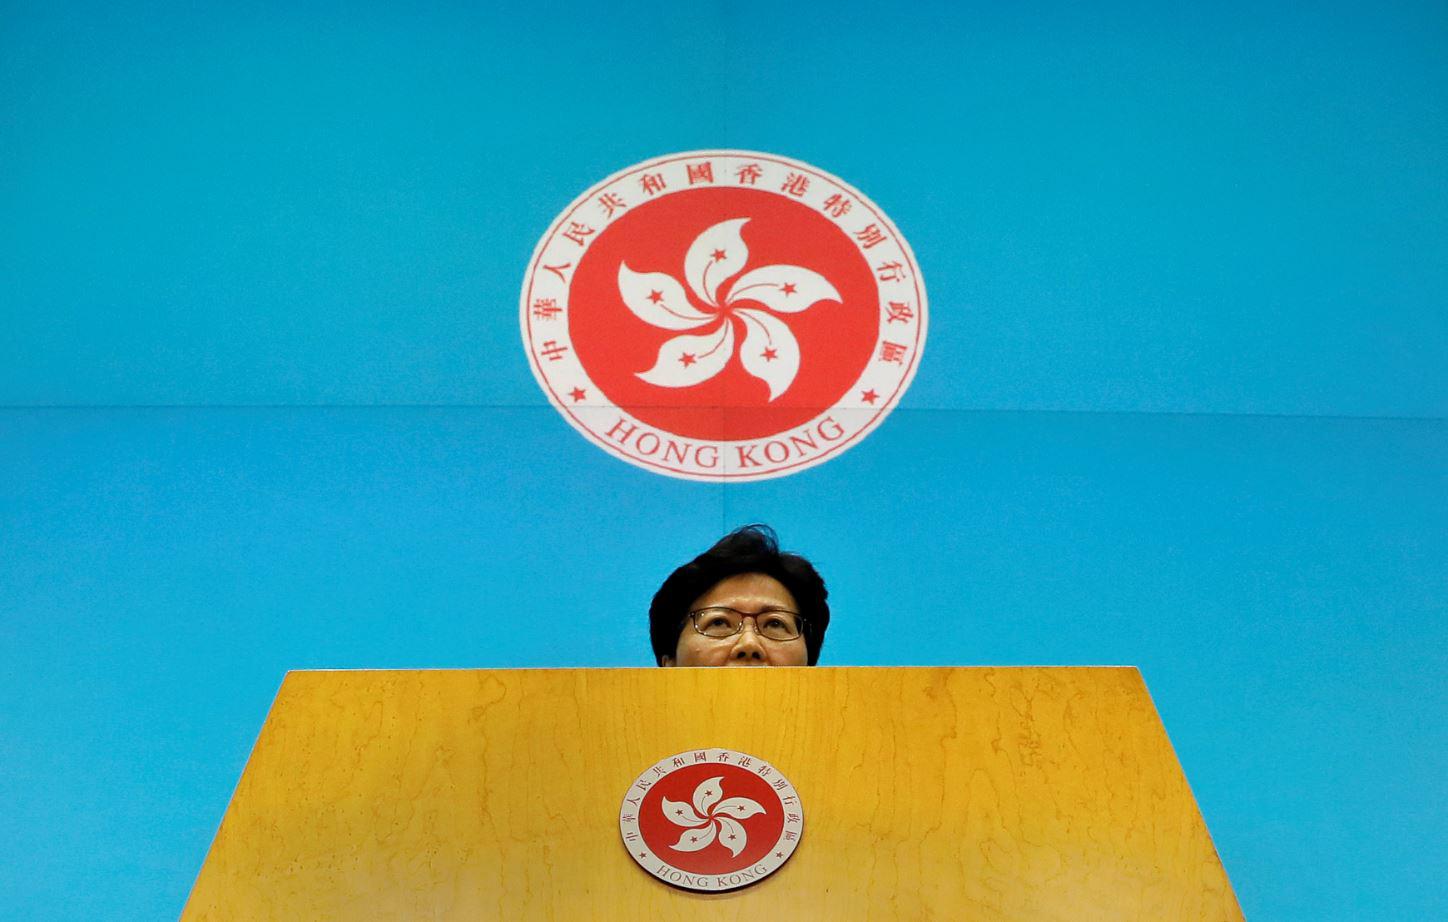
[2,2,1444,919]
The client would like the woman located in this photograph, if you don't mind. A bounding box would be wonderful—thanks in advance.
[649,525,831,667]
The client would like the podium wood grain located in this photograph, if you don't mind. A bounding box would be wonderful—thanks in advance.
[183,667,1242,920]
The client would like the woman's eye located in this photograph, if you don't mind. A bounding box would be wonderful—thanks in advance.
[765,618,786,630]
[707,617,731,629]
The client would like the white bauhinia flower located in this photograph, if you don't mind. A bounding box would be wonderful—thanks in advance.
[618,218,841,401]
[661,776,767,858]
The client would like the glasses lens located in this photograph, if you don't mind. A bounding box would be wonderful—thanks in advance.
[694,608,742,638]
[757,612,802,641]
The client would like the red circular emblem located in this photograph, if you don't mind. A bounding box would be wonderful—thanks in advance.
[521,150,927,480]
[619,748,803,892]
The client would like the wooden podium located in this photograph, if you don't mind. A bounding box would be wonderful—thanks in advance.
[183,667,1242,920]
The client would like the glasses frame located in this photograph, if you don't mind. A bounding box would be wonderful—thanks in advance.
[685,606,807,642]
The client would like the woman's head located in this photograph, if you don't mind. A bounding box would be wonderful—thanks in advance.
[649,525,830,666]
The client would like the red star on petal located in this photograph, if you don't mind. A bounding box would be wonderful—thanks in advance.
[860,389,879,404]
[568,387,587,402]
[679,353,697,367]
[647,289,663,303]
[781,282,797,295]
[711,248,727,261]
[761,347,778,362]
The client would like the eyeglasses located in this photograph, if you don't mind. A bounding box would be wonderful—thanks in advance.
[687,607,805,642]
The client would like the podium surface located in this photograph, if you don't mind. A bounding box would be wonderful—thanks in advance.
[184,667,1242,920]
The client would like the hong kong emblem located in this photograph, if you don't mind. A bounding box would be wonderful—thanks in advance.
[619,748,803,892]
[521,150,927,481]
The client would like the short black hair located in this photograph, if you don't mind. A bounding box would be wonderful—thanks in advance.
[649,524,830,666]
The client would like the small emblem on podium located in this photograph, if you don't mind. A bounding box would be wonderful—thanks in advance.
[619,748,803,892]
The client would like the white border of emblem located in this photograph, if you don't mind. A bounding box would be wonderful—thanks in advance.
[521,150,928,481]
[619,747,804,892]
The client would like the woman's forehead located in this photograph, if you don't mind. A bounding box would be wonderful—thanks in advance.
[689,572,798,612]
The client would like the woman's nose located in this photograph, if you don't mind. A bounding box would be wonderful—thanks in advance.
[730,619,766,660]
